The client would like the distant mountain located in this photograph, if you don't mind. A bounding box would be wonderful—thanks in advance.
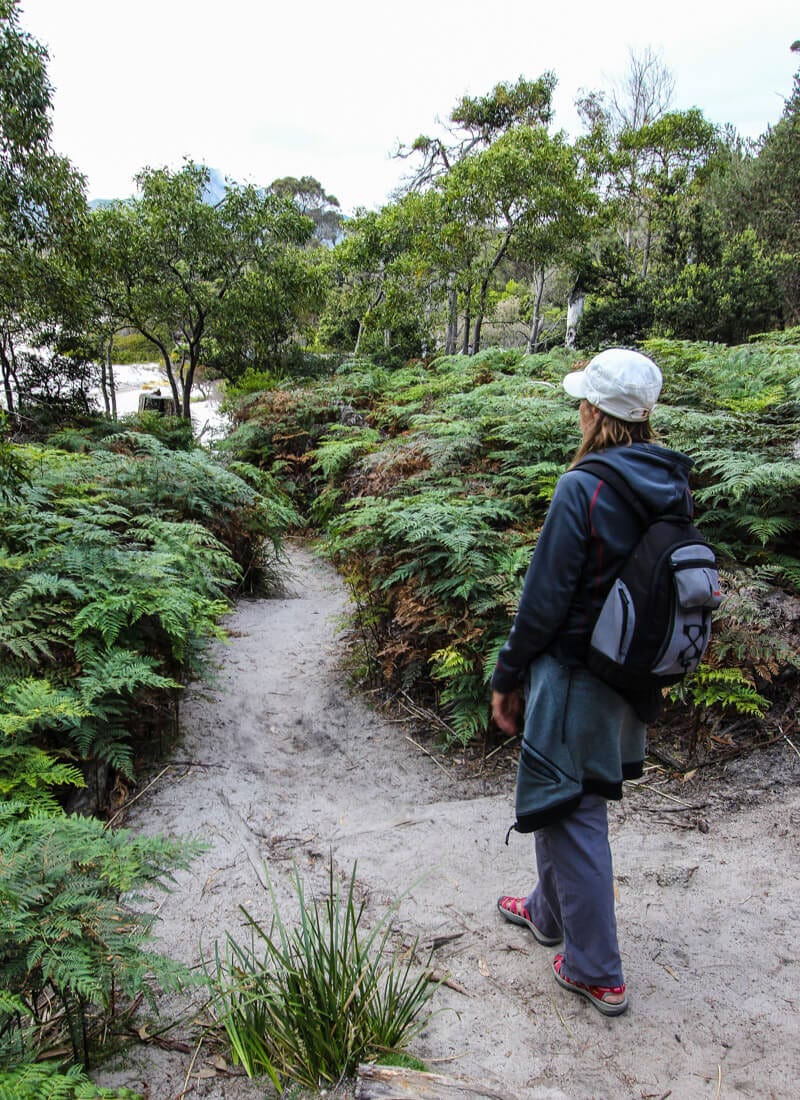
[88,166,229,210]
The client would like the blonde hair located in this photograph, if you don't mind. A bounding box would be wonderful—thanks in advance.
[569,404,657,468]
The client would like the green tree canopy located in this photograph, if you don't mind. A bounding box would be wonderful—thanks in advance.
[89,162,317,416]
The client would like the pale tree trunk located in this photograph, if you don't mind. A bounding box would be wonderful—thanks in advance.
[641,213,652,278]
[526,268,547,354]
[100,336,118,419]
[565,287,585,349]
[461,283,472,355]
[0,337,16,415]
[445,281,458,355]
[354,286,385,357]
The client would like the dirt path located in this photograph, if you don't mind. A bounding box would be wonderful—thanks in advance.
[96,542,800,1100]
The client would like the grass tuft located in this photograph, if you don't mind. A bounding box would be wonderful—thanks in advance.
[204,861,437,1090]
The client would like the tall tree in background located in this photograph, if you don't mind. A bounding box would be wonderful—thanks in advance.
[90,162,316,416]
[440,126,595,353]
[747,45,800,321]
[397,74,557,189]
[269,175,342,247]
[318,198,435,360]
[0,0,88,420]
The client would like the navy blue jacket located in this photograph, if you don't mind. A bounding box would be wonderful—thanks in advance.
[491,442,694,700]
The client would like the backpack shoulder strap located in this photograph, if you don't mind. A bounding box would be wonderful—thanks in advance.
[574,457,650,527]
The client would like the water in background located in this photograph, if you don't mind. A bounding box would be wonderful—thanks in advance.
[105,363,228,440]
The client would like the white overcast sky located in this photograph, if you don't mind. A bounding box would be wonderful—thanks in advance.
[18,0,800,215]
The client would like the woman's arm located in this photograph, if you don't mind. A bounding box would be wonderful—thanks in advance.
[491,471,594,693]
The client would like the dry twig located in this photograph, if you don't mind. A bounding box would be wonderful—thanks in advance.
[106,766,171,828]
[405,735,450,775]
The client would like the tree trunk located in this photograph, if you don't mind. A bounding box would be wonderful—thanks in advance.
[526,267,546,353]
[461,280,472,355]
[0,342,16,415]
[102,336,118,419]
[445,281,458,355]
[473,228,513,356]
[141,331,183,415]
[641,213,652,279]
[566,286,585,349]
[354,286,385,357]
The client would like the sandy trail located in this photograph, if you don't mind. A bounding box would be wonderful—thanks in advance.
[96,542,800,1100]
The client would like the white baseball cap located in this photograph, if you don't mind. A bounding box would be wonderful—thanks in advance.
[562,348,662,422]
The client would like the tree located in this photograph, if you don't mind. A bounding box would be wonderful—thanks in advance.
[578,49,679,272]
[439,127,595,354]
[319,200,434,361]
[747,52,800,321]
[397,73,557,188]
[0,0,88,421]
[89,162,316,417]
[269,175,342,247]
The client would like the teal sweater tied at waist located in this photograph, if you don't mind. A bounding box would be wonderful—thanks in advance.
[511,653,646,836]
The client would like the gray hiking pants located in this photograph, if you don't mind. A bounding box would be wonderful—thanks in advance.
[525,793,624,988]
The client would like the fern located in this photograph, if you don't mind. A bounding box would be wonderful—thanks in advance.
[312,425,382,480]
[0,1062,139,1099]
[0,813,205,1068]
[224,339,800,750]
[676,666,770,717]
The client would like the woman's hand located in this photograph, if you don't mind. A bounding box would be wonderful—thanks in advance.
[491,690,522,735]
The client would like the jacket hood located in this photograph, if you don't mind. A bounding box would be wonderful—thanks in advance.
[578,443,694,518]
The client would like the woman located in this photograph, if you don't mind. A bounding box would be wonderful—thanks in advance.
[491,347,694,1016]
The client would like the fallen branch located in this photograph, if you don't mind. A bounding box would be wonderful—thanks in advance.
[356,1063,518,1100]
[625,779,703,809]
[106,766,171,828]
[405,735,450,775]
[484,735,518,762]
[177,1034,204,1100]
[425,968,470,995]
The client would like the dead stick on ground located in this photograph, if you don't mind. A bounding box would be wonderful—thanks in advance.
[177,1034,204,1100]
[625,780,700,809]
[484,735,518,762]
[785,735,800,761]
[550,994,576,1040]
[405,735,450,775]
[106,766,171,829]
[164,760,229,769]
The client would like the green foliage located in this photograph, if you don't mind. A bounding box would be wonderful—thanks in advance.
[226,339,800,756]
[204,862,436,1089]
[108,332,159,365]
[0,808,204,1071]
[0,1062,139,1100]
[87,161,318,419]
[0,430,296,797]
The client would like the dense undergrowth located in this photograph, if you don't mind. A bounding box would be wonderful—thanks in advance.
[0,418,298,1097]
[223,336,800,758]
[2,334,799,1096]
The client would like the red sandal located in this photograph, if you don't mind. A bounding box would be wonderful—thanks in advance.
[497,895,562,946]
[552,953,628,1016]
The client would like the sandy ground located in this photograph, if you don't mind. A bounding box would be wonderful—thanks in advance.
[95,542,800,1100]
